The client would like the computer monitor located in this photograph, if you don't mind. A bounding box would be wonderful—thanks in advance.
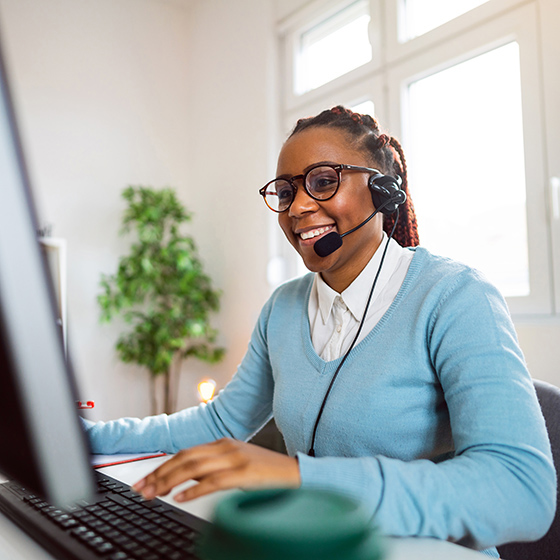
[0,29,95,508]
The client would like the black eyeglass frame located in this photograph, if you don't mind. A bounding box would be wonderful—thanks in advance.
[259,163,382,213]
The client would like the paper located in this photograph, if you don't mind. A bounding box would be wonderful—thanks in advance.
[91,452,167,468]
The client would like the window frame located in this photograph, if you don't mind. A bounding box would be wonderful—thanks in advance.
[539,0,560,316]
[384,0,530,59]
[279,0,383,113]
[276,0,558,318]
[387,2,551,315]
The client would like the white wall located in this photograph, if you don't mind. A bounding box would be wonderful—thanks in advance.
[0,0,275,420]
[177,0,276,409]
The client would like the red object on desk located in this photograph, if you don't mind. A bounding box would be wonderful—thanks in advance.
[93,453,167,469]
[76,400,95,409]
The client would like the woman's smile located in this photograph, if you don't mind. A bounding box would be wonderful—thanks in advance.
[296,224,335,243]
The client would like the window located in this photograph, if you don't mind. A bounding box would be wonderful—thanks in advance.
[402,0,490,40]
[295,0,372,95]
[406,42,528,297]
[277,0,558,317]
[350,99,375,117]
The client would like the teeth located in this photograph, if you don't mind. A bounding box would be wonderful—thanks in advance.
[300,226,331,240]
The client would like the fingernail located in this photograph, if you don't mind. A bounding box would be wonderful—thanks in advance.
[142,485,156,499]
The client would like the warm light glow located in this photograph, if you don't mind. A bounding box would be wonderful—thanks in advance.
[197,379,216,403]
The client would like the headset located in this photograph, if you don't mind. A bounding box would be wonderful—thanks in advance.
[308,172,406,456]
[368,173,406,216]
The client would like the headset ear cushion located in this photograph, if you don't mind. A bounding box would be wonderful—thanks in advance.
[369,174,406,215]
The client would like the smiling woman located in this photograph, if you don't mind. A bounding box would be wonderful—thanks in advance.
[273,107,418,292]
[82,106,556,558]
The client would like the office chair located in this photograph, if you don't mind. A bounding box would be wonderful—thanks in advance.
[497,379,560,560]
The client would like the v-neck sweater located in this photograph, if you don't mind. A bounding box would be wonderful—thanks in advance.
[83,247,556,553]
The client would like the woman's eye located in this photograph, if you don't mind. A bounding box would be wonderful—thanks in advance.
[311,174,338,193]
[277,185,293,201]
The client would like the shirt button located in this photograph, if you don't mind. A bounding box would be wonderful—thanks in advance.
[336,325,342,333]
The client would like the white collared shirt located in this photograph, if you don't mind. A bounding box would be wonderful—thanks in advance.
[308,233,414,361]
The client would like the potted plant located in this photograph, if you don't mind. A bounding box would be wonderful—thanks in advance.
[98,186,225,414]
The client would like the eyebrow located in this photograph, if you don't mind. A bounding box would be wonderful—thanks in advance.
[276,161,338,180]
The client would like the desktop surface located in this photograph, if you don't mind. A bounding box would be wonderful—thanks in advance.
[0,456,488,560]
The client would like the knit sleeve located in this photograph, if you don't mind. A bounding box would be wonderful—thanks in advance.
[296,270,556,551]
[82,296,276,455]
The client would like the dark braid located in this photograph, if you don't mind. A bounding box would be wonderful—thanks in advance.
[290,106,420,247]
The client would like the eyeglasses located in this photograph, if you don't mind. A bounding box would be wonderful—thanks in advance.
[259,163,381,213]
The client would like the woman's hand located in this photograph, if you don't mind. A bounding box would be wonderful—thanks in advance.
[132,438,301,502]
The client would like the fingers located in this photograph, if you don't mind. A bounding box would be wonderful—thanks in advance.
[174,469,249,502]
[133,439,239,499]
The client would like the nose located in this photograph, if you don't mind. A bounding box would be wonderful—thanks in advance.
[288,182,319,217]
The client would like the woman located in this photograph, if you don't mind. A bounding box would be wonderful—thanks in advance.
[84,107,556,556]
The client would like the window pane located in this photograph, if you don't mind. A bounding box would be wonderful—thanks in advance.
[407,42,529,297]
[351,99,375,116]
[404,0,489,39]
[295,0,371,95]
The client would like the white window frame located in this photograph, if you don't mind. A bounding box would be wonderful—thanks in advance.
[387,2,550,316]
[276,0,559,319]
[540,0,560,316]
[279,0,383,114]
[384,0,530,59]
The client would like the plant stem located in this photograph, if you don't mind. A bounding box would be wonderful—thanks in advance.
[171,353,182,413]
[150,374,157,416]
[164,369,171,415]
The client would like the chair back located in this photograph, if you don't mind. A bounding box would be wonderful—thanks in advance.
[497,379,560,560]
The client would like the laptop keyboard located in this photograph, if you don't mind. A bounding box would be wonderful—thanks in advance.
[4,471,207,560]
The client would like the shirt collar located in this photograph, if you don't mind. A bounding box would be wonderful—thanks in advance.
[315,232,401,324]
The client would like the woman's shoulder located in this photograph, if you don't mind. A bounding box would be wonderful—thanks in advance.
[405,246,504,305]
[409,246,492,284]
[270,272,315,300]
[257,272,314,320]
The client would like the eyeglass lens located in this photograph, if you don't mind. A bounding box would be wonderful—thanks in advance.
[264,165,340,212]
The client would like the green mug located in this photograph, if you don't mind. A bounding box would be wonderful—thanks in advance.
[197,488,384,560]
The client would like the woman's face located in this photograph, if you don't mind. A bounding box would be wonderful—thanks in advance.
[276,126,384,292]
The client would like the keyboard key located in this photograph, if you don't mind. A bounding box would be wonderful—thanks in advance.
[108,494,135,506]
[84,504,103,514]
[93,541,115,554]
[108,553,131,560]
[121,540,142,553]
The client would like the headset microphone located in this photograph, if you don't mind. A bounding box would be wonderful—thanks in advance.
[314,207,381,257]
[313,175,406,258]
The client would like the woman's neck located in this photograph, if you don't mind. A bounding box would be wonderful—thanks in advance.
[321,235,384,293]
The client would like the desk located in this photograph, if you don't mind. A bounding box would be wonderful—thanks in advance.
[0,456,486,560]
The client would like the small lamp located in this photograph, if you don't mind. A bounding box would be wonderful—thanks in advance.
[197,379,217,403]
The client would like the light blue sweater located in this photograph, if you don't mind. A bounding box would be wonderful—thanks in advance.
[84,248,556,554]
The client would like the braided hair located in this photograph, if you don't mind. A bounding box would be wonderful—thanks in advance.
[290,106,420,247]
